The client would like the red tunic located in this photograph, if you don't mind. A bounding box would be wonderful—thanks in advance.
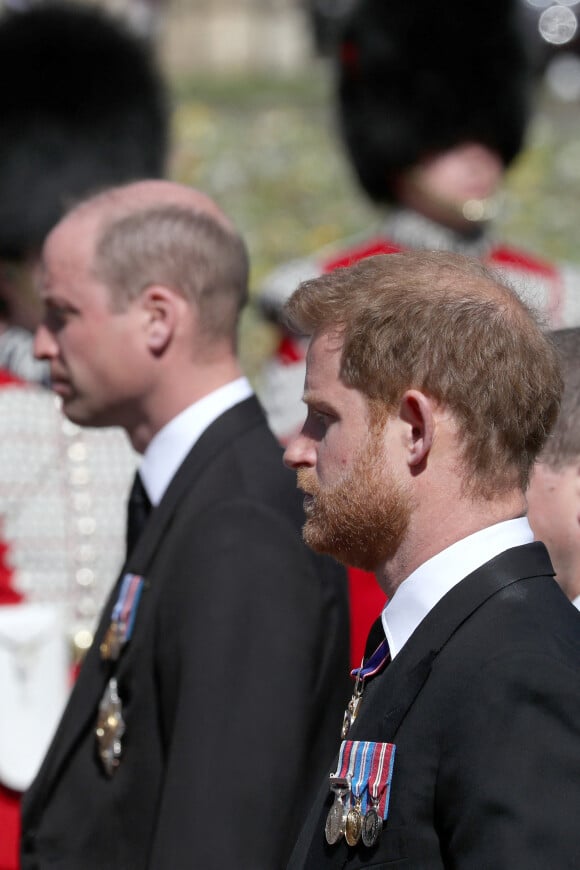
[0,460,22,870]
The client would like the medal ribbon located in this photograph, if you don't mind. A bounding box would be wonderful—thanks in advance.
[332,740,357,795]
[334,740,396,816]
[367,741,396,819]
[120,574,144,643]
[333,739,353,781]
[351,742,373,812]
[111,573,145,645]
[351,637,390,681]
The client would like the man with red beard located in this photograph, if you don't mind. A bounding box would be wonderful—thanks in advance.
[283,250,580,868]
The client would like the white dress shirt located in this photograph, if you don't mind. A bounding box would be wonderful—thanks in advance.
[139,377,253,506]
[382,517,534,659]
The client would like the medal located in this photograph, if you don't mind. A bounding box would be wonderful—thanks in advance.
[361,802,382,848]
[327,629,394,851]
[326,740,396,850]
[362,802,382,847]
[100,573,144,661]
[95,677,125,777]
[361,741,396,847]
[325,787,349,845]
[345,797,363,846]
[325,740,356,845]
[341,638,390,739]
[99,621,125,661]
[346,740,372,846]
[341,672,363,739]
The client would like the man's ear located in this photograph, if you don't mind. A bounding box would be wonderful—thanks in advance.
[399,389,435,468]
[141,284,178,355]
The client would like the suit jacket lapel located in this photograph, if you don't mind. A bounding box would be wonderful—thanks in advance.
[126,396,267,574]
[353,541,554,741]
[24,396,267,818]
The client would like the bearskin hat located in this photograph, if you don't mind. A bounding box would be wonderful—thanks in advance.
[0,1,169,259]
[337,0,532,203]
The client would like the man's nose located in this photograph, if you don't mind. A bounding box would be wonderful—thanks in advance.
[283,431,316,470]
[34,323,57,360]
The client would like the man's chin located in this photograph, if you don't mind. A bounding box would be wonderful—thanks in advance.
[302,520,377,572]
[60,397,97,428]
[302,520,384,574]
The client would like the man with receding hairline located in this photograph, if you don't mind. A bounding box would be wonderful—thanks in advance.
[283,251,580,868]
[21,180,349,869]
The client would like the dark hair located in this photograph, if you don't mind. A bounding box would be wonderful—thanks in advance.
[0,2,169,259]
[337,0,531,202]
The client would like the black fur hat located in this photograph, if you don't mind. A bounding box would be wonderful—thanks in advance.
[0,1,170,258]
[337,0,532,203]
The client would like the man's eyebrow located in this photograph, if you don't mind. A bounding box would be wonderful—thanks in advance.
[43,296,80,314]
[302,392,337,414]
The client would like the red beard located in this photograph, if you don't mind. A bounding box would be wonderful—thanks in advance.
[296,434,411,572]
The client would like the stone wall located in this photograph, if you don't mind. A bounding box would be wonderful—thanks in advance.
[160,0,311,76]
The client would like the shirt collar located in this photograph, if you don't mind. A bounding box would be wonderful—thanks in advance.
[382,517,534,659]
[139,377,253,506]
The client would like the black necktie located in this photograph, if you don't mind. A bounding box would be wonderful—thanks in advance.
[363,616,388,660]
[126,473,151,558]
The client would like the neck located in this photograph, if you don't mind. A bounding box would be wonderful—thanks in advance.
[375,489,527,599]
[128,355,244,454]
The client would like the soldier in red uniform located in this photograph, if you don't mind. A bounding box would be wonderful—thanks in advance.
[257,0,580,665]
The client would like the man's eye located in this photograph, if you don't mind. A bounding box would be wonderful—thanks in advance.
[44,307,69,331]
[311,409,335,430]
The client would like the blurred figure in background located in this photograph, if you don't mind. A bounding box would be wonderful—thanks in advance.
[0,4,169,868]
[257,0,580,666]
[527,328,580,608]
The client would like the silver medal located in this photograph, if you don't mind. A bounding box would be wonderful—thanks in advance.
[95,676,125,777]
[325,794,347,845]
[341,683,363,739]
[361,804,383,848]
[325,776,351,845]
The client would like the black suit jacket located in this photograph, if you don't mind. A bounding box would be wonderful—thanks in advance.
[289,542,580,869]
[22,397,350,870]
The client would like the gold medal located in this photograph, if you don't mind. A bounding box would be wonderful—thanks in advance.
[345,798,363,846]
[99,621,125,661]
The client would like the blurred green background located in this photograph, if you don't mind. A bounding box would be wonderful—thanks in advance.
[168,68,580,380]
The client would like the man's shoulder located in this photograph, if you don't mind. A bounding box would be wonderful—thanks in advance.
[164,399,301,520]
[437,548,579,669]
[391,543,561,674]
